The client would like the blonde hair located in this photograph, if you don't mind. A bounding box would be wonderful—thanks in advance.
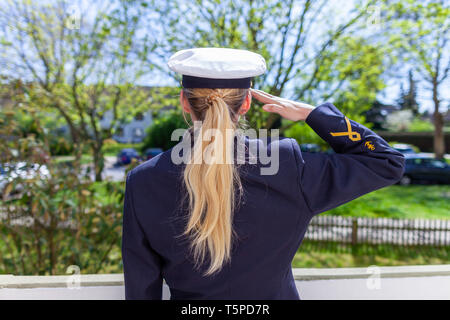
[181,87,248,276]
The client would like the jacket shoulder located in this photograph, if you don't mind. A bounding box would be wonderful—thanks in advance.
[127,148,180,186]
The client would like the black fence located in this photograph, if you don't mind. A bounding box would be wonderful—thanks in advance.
[305,216,450,247]
[376,131,450,153]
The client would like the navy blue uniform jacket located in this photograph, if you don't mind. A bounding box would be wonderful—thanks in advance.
[121,102,405,300]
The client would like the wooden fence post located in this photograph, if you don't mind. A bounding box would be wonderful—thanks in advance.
[352,218,358,246]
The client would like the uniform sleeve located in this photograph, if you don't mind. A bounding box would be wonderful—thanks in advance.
[121,171,163,300]
[290,102,405,217]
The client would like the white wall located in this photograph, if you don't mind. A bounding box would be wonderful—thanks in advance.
[296,276,450,300]
[2,277,450,300]
[1,265,450,300]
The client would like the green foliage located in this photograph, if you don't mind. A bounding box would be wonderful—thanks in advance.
[1,107,73,156]
[407,118,434,132]
[322,36,387,121]
[141,110,189,151]
[381,0,449,158]
[0,0,156,180]
[283,122,328,150]
[397,70,419,116]
[0,175,124,275]
[101,139,119,154]
[48,136,74,156]
[0,108,124,275]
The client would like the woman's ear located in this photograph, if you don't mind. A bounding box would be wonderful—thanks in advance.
[180,90,191,114]
[239,90,252,115]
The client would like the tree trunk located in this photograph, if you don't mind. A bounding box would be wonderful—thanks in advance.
[92,144,104,182]
[64,123,84,170]
[432,83,445,159]
[47,227,56,275]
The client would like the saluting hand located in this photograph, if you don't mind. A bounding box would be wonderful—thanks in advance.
[250,88,315,122]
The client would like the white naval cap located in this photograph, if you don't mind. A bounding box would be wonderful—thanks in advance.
[167,47,266,88]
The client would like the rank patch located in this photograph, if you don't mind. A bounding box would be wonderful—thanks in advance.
[365,141,375,150]
[329,117,361,141]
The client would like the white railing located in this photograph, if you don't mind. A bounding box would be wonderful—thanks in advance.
[1,265,450,300]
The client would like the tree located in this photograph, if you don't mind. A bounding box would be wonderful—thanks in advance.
[382,0,449,159]
[141,110,189,152]
[0,0,156,180]
[319,36,387,124]
[0,102,123,275]
[397,70,419,116]
[146,0,384,130]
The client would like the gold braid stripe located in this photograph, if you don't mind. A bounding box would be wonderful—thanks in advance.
[329,117,361,141]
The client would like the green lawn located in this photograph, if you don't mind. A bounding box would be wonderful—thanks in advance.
[323,185,450,219]
[51,154,93,165]
[67,180,450,220]
[293,185,450,268]
[293,242,450,268]
[102,142,143,156]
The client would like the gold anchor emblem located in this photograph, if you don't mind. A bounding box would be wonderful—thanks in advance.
[330,117,361,141]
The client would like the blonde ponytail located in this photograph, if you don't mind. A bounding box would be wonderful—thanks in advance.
[181,88,247,276]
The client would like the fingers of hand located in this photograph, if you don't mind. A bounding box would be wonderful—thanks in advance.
[251,88,274,97]
[250,88,277,104]
[262,104,284,114]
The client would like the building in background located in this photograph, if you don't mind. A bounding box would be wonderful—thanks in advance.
[363,100,400,130]
[100,110,153,144]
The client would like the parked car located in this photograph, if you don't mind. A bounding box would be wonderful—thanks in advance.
[399,155,450,185]
[393,143,416,154]
[144,148,163,160]
[299,143,321,153]
[116,148,141,166]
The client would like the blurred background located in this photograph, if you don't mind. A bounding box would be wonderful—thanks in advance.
[0,0,448,276]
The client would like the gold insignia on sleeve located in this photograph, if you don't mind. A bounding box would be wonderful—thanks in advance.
[329,117,361,141]
[365,141,375,150]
